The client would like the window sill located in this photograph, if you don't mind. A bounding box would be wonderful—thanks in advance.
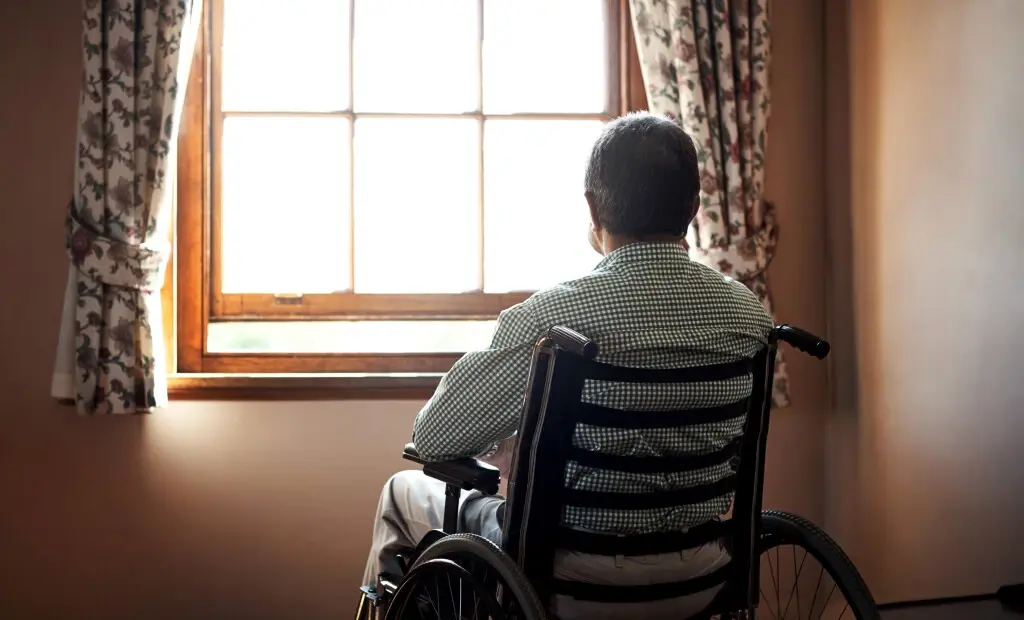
[168,373,443,401]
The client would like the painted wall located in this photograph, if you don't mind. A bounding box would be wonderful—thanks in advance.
[826,0,1024,604]
[0,0,827,617]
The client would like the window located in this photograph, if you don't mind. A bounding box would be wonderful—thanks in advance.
[172,0,646,394]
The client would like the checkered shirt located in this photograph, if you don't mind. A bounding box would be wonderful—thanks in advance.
[412,242,773,535]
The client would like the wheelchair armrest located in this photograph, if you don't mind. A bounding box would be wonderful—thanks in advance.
[402,443,501,496]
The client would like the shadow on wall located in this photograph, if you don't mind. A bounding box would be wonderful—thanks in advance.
[825,0,1024,605]
[823,0,878,591]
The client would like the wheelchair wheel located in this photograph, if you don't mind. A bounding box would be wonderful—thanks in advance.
[758,511,880,620]
[384,533,546,620]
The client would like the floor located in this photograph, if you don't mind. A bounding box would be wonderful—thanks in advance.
[882,599,1023,620]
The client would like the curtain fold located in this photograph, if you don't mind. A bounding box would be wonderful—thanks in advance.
[629,0,790,406]
[51,0,202,414]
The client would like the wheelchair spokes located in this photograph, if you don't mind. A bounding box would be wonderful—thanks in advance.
[758,511,880,620]
[387,557,504,620]
[385,534,547,620]
[760,543,852,619]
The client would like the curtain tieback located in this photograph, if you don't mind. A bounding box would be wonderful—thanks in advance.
[65,198,169,293]
[690,200,779,283]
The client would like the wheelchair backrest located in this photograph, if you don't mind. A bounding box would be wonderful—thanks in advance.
[501,325,779,610]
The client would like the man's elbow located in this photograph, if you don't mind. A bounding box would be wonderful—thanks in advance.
[410,430,479,462]
[410,423,431,456]
[411,444,461,463]
[410,427,456,462]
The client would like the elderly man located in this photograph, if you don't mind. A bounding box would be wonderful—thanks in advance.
[361,112,772,619]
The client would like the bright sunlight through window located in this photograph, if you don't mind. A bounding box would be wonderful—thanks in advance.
[206,0,615,356]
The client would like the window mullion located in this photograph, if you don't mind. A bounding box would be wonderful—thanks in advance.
[476,0,486,293]
[347,0,357,293]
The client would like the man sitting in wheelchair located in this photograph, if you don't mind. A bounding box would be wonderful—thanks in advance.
[362,112,774,619]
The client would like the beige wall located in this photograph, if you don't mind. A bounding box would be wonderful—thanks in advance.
[826,0,1024,604]
[0,0,827,617]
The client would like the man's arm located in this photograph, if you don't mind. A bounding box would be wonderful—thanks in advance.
[411,303,542,462]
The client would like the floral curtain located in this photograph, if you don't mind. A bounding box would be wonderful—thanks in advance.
[51,0,202,414]
[629,0,790,406]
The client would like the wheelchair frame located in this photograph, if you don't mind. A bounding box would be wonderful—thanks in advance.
[359,324,841,620]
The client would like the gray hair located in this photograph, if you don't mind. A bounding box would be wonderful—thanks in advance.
[583,112,700,238]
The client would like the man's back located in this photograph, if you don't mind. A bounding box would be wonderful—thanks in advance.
[413,241,772,535]
[369,114,771,617]
[513,242,771,534]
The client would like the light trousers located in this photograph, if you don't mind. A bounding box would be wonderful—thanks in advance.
[363,470,729,620]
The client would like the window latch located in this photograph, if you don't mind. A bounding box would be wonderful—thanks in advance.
[273,293,304,306]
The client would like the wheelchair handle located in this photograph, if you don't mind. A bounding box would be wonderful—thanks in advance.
[545,326,599,359]
[776,325,830,359]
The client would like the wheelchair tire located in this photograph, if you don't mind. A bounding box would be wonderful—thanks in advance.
[386,533,546,620]
[759,510,880,620]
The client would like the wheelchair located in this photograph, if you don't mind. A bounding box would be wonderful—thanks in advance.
[355,325,880,620]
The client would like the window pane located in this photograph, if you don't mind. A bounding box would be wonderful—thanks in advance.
[354,119,480,293]
[221,117,351,293]
[484,1,608,113]
[221,0,349,112]
[483,120,603,292]
[208,320,496,354]
[354,0,478,113]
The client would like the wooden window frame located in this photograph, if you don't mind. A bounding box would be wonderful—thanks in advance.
[168,0,648,399]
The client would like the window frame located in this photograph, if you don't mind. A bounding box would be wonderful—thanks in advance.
[168,0,649,398]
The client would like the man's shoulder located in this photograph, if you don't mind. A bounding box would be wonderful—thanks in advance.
[512,268,617,316]
[504,259,772,333]
[693,264,774,330]
[689,260,765,298]
[658,259,774,334]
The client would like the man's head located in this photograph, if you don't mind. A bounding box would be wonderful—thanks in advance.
[584,112,700,255]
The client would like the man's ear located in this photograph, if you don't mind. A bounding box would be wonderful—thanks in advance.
[584,191,601,231]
